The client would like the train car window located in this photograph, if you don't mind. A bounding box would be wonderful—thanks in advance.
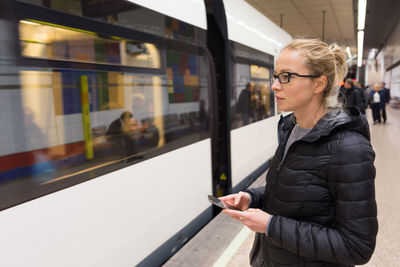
[17,0,206,46]
[0,1,211,210]
[230,42,275,129]
[19,20,161,69]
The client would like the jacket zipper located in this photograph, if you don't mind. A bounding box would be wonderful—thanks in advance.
[273,136,303,185]
[265,241,272,267]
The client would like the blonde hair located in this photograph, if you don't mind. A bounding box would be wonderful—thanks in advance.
[283,39,347,107]
[373,83,381,90]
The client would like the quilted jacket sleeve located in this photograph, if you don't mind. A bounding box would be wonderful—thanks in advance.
[245,186,265,209]
[267,132,378,265]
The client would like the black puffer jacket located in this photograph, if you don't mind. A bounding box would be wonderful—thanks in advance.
[246,108,378,267]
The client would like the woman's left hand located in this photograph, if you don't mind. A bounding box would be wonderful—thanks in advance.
[222,208,270,233]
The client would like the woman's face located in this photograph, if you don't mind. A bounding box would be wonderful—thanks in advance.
[271,49,319,113]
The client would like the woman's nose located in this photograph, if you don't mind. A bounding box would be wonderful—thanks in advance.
[271,79,281,91]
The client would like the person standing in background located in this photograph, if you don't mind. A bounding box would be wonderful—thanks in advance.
[381,82,391,123]
[357,82,369,115]
[370,83,386,124]
[338,78,363,112]
[237,83,253,125]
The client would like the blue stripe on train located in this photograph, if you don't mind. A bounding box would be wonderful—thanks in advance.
[0,154,86,183]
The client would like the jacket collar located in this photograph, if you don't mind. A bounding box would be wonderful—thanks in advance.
[278,107,371,143]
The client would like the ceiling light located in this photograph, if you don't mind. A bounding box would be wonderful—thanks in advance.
[346,46,352,59]
[358,0,367,30]
[346,55,357,64]
[368,48,377,59]
[357,31,364,67]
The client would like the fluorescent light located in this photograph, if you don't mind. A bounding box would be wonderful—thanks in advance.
[20,20,40,26]
[346,46,352,58]
[368,48,377,59]
[357,30,364,67]
[358,0,367,30]
[346,55,357,64]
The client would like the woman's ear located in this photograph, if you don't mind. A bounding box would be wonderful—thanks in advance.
[314,76,327,94]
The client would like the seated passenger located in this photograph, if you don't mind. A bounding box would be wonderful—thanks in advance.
[140,117,159,148]
[106,111,140,159]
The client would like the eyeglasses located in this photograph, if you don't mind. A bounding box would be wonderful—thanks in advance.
[271,72,320,84]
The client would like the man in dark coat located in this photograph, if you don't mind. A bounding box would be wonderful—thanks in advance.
[237,83,253,125]
[357,83,369,115]
[381,82,391,123]
[338,78,363,111]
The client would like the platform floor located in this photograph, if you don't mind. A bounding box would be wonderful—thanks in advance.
[163,107,400,267]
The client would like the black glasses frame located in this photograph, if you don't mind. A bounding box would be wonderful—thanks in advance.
[272,72,320,84]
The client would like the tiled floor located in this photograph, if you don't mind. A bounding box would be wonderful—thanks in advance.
[362,107,400,267]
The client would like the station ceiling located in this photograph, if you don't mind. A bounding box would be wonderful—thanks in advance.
[361,0,400,58]
[246,0,400,60]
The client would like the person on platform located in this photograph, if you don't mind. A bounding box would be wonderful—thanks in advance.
[220,39,378,267]
[380,82,391,123]
[370,83,386,124]
[337,78,363,112]
[237,83,253,125]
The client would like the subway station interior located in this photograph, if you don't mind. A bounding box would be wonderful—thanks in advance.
[0,0,399,266]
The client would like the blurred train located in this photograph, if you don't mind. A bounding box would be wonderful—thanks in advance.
[0,0,291,266]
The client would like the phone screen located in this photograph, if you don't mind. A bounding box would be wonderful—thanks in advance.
[208,195,239,210]
[208,195,226,209]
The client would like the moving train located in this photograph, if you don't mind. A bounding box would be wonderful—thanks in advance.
[0,0,291,266]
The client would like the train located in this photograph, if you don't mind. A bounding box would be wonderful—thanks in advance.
[0,0,291,266]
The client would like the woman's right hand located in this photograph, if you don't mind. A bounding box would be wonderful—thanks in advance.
[219,191,251,211]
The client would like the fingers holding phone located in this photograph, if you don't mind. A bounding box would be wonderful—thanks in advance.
[219,191,250,211]
[222,208,270,233]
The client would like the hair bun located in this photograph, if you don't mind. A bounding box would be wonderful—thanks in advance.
[328,43,347,81]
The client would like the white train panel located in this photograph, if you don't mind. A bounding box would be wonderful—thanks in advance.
[230,116,279,187]
[223,0,292,56]
[0,139,212,267]
[390,66,400,98]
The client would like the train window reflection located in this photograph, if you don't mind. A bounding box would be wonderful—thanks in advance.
[250,65,270,80]
[1,3,210,210]
[0,50,210,209]
[232,63,274,129]
[19,20,161,68]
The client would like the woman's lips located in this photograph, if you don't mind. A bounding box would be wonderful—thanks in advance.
[275,96,284,103]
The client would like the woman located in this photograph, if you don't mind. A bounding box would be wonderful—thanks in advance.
[369,83,386,124]
[221,39,378,267]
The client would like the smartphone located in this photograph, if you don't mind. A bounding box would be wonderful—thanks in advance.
[208,195,239,210]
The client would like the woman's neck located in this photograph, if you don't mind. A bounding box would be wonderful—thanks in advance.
[294,104,327,129]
